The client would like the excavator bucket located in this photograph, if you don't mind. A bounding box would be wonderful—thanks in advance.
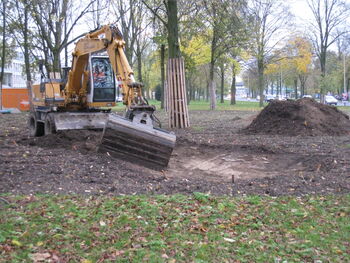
[98,113,176,170]
[54,112,109,131]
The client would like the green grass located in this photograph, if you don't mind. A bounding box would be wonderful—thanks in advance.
[111,100,263,112]
[187,100,263,111]
[1,194,349,262]
[337,105,350,112]
[112,99,350,112]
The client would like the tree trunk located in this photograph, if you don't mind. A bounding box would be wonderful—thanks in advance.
[294,78,298,99]
[206,82,209,102]
[0,0,6,110]
[64,15,68,67]
[160,44,165,109]
[167,0,180,58]
[23,1,31,81]
[209,60,216,110]
[187,77,192,104]
[279,73,282,96]
[320,47,327,102]
[136,49,142,83]
[230,63,236,105]
[137,49,144,97]
[258,58,264,107]
[52,52,61,73]
[209,31,217,110]
[299,75,306,97]
[27,81,33,111]
[271,81,274,95]
[220,65,224,103]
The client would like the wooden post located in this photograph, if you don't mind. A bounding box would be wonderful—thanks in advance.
[166,57,190,128]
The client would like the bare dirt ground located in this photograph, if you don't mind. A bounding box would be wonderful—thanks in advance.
[1,110,350,196]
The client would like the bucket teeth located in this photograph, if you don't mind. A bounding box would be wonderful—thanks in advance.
[99,114,176,170]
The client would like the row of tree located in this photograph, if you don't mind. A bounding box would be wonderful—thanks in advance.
[1,0,350,109]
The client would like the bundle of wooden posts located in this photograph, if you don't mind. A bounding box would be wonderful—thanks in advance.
[166,57,190,128]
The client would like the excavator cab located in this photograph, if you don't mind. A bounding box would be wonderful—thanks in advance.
[90,56,116,102]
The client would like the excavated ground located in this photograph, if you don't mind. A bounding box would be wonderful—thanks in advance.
[1,108,350,196]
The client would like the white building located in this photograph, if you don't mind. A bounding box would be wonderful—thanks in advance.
[2,52,27,89]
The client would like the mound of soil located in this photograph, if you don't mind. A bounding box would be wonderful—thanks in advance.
[244,98,350,136]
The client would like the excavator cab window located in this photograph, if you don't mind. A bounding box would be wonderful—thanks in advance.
[91,57,116,102]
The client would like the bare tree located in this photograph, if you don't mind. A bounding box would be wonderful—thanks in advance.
[111,0,152,86]
[249,0,291,107]
[31,0,98,73]
[6,0,35,82]
[0,0,15,109]
[307,0,350,100]
[112,0,137,65]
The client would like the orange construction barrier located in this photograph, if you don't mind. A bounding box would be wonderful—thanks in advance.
[1,88,30,111]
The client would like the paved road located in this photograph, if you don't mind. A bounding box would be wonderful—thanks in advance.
[338,101,350,107]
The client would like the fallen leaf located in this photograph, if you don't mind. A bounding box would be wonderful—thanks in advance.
[223,237,236,243]
[11,240,22,247]
[161,254,169,259]
[114,250,125,256]
[31,252,51,262]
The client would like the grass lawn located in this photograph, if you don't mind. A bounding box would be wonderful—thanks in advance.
[1,194,349,262]
[112,99,350,113]
[337,105,350,112]
[111,100,264,112]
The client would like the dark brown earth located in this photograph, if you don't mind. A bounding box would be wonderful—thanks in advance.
[245,98,350,136]
[1,108,350,196]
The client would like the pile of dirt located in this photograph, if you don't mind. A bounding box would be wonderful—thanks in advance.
[244,98,350,136]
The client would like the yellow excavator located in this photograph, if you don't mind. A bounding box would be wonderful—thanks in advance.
[29,25,176,169]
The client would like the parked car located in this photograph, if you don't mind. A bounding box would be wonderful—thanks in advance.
[325,95,338,105]
[302,95,312,99]
[116,95,123,102]
[264,94,275,102]
[334,94,342,100]
[276,95,286,101]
